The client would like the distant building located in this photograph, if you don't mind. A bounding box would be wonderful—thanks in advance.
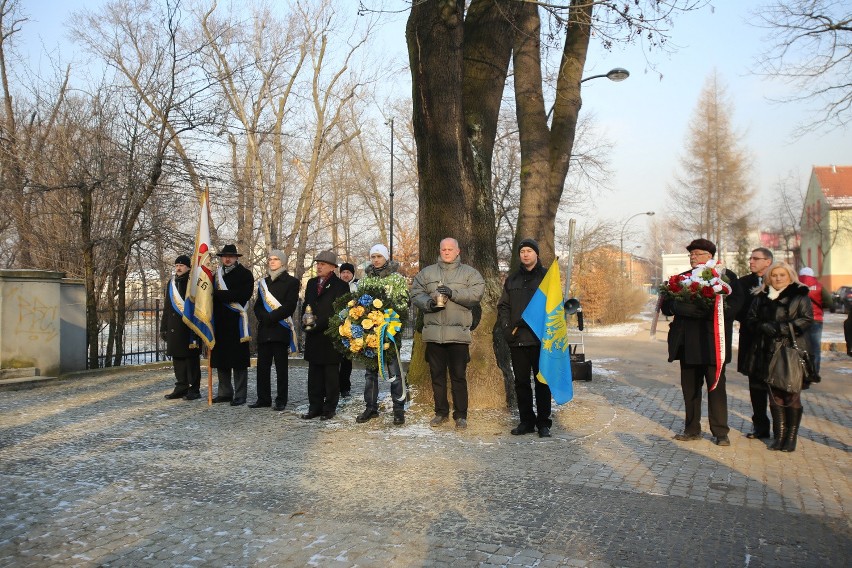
[799,165,852,290]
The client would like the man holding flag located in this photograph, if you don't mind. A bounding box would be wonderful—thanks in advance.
[499,239,553,438]
[518,245,574,433]
[183,189,216,402]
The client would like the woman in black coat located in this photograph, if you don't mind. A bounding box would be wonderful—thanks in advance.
[745,261,814,452]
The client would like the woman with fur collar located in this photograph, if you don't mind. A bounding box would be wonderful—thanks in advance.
[745,261,814,452]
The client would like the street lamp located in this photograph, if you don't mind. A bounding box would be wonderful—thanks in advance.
[386,117,394,261]
[620,211,654,277]
[581,67,630,84]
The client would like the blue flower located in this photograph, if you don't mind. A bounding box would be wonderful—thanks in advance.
[339,309,348,319]
[350,324,364,338]
[363,348,375,358]
[342,338,350,348]
[358,294,374,307]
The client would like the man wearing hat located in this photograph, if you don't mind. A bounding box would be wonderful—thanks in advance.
[797,266,832,381]
[497,238,552,438]
[337,261,358,397]
[661,238,743,446]
[251,250,300,410]
[301,250,350,420]
[160,255,202,400]
[211,244,255,406]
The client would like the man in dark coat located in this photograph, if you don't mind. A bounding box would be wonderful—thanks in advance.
[160,255,202,400]
[497,238,552,438]
[337,261,357,397]
[734,247,773,439]
[301,250,350,420]
[210,244,254,406]
[661,238,743,447]
[251,249,300,411]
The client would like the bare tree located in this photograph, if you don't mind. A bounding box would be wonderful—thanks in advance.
[752,0,852,131]
[666,71,754,255]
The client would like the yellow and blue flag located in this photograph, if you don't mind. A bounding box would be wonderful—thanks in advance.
[522,260,573,404]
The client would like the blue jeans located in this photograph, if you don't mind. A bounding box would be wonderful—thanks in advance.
[805,321,823,374]
[364,356,405,413]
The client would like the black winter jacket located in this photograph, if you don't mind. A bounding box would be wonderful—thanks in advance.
[744,283,813,382]
[160,273,200,358]
[497,262,547,347]
[211,262,254,369]
[303,273,350,364]
[253,270,300,344]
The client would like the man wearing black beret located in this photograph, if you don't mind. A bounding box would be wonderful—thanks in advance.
[161,255,202,400]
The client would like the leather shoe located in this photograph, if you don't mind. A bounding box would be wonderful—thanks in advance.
[429,415,449,427]
[673,432,702,441]
[511,423,536,436]
[183,392,201,401]
[230,398,246,406]
[212,395,232,404]
[248,401,271,408]
[393,412,405,425]
[455,418,468,430]
[273,403,287,411]
[538,426,552,438]
[320,412,335,421]
[164,391,188,400]
[745,430,770,439]
[714,436,731,447]
[356,409,379,423]
[300,412,321,420]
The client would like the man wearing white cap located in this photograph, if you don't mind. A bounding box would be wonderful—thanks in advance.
[797,267,832,381]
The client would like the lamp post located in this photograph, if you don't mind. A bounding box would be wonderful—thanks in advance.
[386,117,394,261]
[581,67,630,84]
[620,211,654,277]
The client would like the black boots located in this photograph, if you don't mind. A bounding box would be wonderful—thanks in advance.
[769,405,786,451]
[782,407,803,452]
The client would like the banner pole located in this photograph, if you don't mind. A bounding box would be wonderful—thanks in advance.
[207,349,213,406]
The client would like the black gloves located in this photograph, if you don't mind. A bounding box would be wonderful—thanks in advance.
[436,285,453,299]
[759,322,779,337]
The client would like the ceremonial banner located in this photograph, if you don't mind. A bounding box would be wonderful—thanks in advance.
[182,188,216,349]
[522,260,573,404]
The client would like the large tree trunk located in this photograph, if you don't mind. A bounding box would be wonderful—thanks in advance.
[406,0,516,409]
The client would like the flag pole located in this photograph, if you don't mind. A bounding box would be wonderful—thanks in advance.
[207,349,213,406]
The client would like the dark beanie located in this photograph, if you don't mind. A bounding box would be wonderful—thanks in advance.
[340,262,355,274]
[685,238,717,257]
[518,238,540,256]
[175,255,191,267]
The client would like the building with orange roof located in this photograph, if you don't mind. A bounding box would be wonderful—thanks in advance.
[799,165,852,290]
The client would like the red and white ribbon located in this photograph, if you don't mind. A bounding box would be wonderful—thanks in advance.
[710,294,725,391]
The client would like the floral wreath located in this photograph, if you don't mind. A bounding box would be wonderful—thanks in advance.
[326,274,409,370]
[659,259,732,309]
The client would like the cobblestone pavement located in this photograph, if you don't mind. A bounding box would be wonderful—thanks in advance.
[1,328,850,567]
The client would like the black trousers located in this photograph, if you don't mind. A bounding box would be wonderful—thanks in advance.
[338,358,352,395]
[256,341,289,406]
[747,380,771,435]
[172,355,201,393]
[679,362,729,438]
[510,345,552,428]
[307,362,339,415]
[425,343,469,420]
[217,367,248,400]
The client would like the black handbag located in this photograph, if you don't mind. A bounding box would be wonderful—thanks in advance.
[765,323,807,394]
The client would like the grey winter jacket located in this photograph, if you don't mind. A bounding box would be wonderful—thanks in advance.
[411,257,485,344]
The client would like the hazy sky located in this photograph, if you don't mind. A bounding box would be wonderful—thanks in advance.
[16,1,850,252]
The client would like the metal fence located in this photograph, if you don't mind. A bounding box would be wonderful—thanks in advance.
[93,297,417,369]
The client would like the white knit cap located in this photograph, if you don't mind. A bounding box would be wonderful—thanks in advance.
[798,267,814,277]
[370,244,389,260]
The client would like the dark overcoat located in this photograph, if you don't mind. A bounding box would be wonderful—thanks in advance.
[497,262,547,347]
[661,268,743,366]
[160,273,200,358]
[744,283,814,383]
[734,272,761,376]
[303,272,349,365]
[253,271,300,344]
[210,262,254,369]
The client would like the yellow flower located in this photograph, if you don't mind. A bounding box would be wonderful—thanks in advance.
[361,319,374,330]
[372,298,383,309]
[349,305,365,319]
[369,310,385,326]
[365,334,379,349]
[347,300,355,307]
[349,337,364,352]
[339,319,352,338]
